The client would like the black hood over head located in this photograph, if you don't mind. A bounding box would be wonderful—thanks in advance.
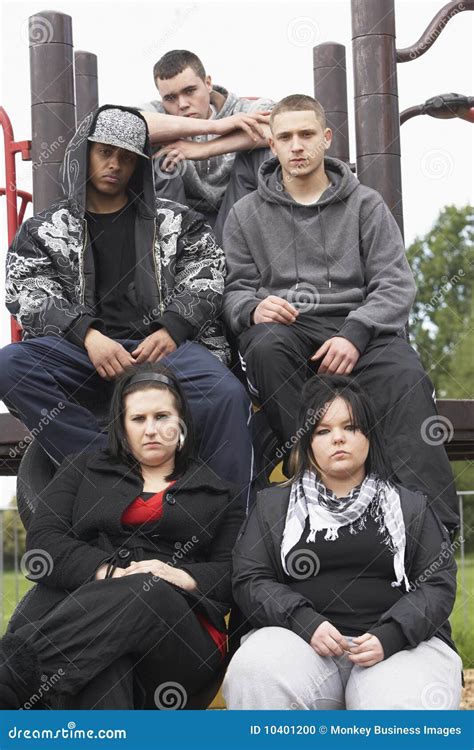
[60,104,156,220]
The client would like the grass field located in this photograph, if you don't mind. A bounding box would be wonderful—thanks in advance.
[1,571,32,634]
[1,555,473,667]
[451,554,474,668]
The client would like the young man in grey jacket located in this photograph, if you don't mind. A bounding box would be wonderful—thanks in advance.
[140,50,273,242]
[222,94,458,534]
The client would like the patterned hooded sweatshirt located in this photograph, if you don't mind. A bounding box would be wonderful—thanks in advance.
[5,104,230,363]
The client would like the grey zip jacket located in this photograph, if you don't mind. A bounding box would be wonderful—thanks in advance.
[6,104,230,363]
[222,156,416,353]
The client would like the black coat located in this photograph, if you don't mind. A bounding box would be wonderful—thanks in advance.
[232,484,458,659]
[13,451,244,633]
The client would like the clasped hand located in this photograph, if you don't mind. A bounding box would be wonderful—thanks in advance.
[85,328,176,380]
[310,621,384,667]
[95,558,197,592]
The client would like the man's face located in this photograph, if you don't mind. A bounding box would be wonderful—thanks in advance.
[156,66,213,119]
[269,110,332,179]
[88,142,138,197]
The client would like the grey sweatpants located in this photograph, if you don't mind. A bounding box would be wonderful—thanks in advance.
[222,627,463,710]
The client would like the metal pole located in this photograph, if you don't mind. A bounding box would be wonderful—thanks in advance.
[397,0,474,62]
[458,492,467,631]
[75,51,99,124]
[313,43,350,163]
[351,0,403,235]
[29,11,76,212]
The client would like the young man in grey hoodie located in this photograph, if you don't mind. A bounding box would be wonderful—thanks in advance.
[140,50,273,242]
[222,94,458,534]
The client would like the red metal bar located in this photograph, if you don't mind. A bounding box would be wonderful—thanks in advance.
[0,106,32,342]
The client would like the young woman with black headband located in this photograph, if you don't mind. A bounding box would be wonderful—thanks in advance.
[0,363,243,709]
[223,375,462,710]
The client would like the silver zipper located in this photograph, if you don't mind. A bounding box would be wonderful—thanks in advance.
[79,218,87,304]
[151,218,164,315]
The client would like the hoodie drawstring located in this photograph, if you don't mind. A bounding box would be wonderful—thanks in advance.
[290,204,300,289]
[318,206,332,289]
[291,204,332,291]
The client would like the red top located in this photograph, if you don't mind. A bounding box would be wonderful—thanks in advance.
[121,485,171,525]
[121,485,227,659]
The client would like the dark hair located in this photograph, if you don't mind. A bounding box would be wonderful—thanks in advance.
[288,374,393,482]
[107,362,194,480]
[153,50,206,82]
[270,94,326,129]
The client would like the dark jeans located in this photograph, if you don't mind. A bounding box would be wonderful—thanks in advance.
[239,314,459,533]
[153,148,271,244]
[0,337,253,506]
[8,576,222,709]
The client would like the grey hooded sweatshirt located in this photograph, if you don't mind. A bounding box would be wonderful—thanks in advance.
[222,156,416,354]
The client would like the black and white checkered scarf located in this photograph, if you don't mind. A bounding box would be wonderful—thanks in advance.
[281,471,409,591]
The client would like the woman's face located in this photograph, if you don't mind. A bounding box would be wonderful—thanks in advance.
[310,396,369,487]
[123,387,182,468]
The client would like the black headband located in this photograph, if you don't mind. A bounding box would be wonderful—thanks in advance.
[126,373,175,389]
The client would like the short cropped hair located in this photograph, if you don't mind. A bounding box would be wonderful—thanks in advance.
[153,50,206,82]
[269,94,326,129]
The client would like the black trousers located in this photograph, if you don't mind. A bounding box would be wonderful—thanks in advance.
[239,315,458,532]
[9,575,223,709]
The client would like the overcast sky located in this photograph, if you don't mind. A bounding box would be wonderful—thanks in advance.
[0,0,473,503]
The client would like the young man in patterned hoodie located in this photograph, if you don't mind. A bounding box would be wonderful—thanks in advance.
[0,105,253,503]
[140,50,273,242]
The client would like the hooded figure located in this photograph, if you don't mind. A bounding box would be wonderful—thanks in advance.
[1,105,253,500]
[7,104,229,360]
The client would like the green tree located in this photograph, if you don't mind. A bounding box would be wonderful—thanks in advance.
[407,204,473,398]
[407,205,474,546]
[1,497,26,570]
